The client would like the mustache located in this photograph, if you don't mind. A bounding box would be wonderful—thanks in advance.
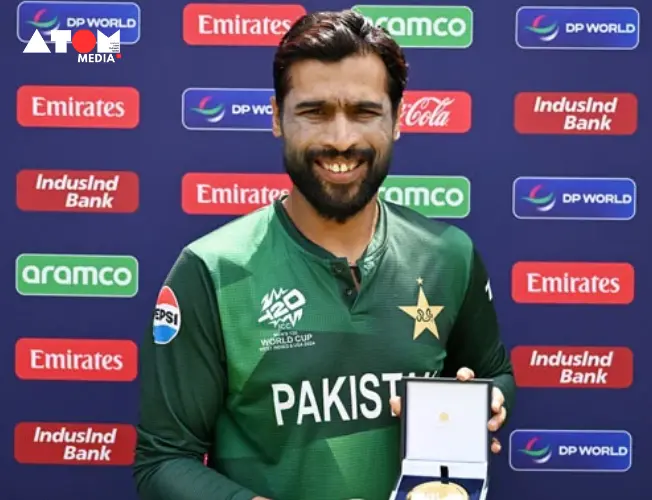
[304,147,375,165]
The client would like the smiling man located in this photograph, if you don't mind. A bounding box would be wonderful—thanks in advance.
[133,9,515,500]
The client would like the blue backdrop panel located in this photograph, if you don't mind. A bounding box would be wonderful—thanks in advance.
[2,0,650,499]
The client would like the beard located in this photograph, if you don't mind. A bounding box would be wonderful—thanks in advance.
[282,143,392,224]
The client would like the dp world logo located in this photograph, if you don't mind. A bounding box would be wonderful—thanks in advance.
[182,88,274,131]
[518,436,552,464]
[26,6,60,32]
[513,177,636,221]
[191,96,226,124]
[510,429,632,472]
[525,14,559,42]
[515,7,639,50]
[521,184,555,212]
[17,1,141,45]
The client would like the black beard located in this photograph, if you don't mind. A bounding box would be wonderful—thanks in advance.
[283,145,392,224]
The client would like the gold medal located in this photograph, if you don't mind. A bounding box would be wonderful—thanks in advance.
[406,481,469,500]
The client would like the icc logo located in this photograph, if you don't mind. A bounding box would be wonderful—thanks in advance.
[23,28,121,64]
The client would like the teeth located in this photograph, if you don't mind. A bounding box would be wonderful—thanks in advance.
[323,162,357,173]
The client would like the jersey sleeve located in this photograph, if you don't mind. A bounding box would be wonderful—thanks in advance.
[442,246,516,418]
[133,248,258,500]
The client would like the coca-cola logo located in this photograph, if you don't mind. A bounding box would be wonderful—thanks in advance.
[401,96,455,128]
[399,91,472,133]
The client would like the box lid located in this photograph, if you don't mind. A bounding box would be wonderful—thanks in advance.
[401,377,492,465]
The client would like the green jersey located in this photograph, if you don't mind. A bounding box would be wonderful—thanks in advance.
[134,197,515,500]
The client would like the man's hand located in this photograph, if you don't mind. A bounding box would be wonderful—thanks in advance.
[388,367,507,454]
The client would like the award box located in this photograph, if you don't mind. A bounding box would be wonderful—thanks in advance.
[389,377,493,500]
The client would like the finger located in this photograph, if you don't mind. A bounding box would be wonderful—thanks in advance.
[488,406,507,432]
[389,396,402,417]
[491,387,505,413]
[491,437,501,454]
[456,367,475,381]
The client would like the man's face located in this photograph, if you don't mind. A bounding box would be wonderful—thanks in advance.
[272,53,400,223]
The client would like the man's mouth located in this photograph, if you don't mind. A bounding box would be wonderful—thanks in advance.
[315,159,365,173]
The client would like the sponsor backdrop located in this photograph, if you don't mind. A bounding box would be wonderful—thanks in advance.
[2,0,648,499]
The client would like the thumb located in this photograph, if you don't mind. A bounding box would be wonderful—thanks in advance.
[456,367,475,381]
[389,396,402,417]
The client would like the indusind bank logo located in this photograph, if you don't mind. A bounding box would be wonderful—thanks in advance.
[16,169,139,213]
[15,422,137,465]
[514,92,637,135]
[511,346,634,389]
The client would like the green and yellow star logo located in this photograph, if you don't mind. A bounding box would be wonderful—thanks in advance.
[398,277,444,340]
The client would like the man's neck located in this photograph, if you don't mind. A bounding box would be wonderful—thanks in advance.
[282,190,379,265]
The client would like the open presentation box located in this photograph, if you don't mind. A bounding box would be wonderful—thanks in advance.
[389,377,493,500]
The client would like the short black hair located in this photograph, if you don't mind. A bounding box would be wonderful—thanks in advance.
[273,9,408,116]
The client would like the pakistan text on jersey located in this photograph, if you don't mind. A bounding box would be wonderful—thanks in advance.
[271,371,437,426]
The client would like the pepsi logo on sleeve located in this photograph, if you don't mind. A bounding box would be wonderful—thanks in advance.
[153,286,181,345]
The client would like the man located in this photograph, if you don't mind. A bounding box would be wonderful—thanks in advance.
[134,9,515,500]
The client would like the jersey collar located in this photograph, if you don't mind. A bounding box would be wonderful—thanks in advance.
[272,195,388,271]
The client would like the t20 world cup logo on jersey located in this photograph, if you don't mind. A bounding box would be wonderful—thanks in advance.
[153,286,181,345]
[182,88,274,131]
[258,288,306,330]
[257,288,314,353]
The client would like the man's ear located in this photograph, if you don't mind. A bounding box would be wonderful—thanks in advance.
[271,96,282,137]
[393,98,403,141]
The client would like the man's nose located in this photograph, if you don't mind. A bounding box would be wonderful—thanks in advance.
[321,113,361,152]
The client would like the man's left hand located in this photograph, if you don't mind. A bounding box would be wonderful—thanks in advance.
[389,367,507,454]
